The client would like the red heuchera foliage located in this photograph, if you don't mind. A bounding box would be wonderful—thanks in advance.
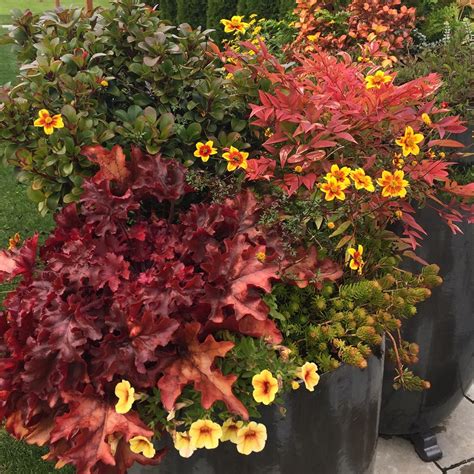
[292,0,416,54]
[0,146,326,473]
[223,46,473,248]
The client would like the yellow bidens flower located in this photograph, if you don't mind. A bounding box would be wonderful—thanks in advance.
[377,170,409,198]
[129,436,156,459]
[8,232,21,250]
[174,432,195,458]
[392,154,405,169]
[327,221,335,229]
[189,420,222,449]
[350,168,375,192]
[320,177,346,201]
[222,146,249,172]
[115,379,135,414]
[291,380,300,390]
[326,164,351,187]
[221,16,250,34]
[297,362,320,392]
[395,210,403,219]
[33,109,64,135]
[221,419,244,444]
[347,244,365,274]
[236,422,267,455]
[100,80,109,87]
[252,369,278,405]
[395,126,424,157]
[365,70,392,89]
[194,140,218,162]
[421,113,432,126]
[256,251,266,263]
[294,165,303,173]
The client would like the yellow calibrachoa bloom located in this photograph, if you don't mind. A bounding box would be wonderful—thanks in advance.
[395,126,424,156]
[421,113,432,126]
[222,146,249,172]
[129,436,156,458]
[326,164,351,187]
[377,170,409,198]
[252,369,278,405]
[347,245,365,274]
[350,168,375,192]
[297,362,320,392]
[174,432,195,458]
[221,419,244,444]
[320,177,347,202]
[194,140,218,162]
[114,380,135,414]
[221,16,250,34]
[33,109,64,135]
[236,422,267,455]
[189,420,222,449]
[8,232,21,250]
[364,70,392,89]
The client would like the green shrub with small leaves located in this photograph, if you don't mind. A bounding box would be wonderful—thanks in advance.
[177,0,208,28]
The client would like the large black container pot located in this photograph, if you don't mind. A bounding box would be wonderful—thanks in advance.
[379,206,474,460]
[131,349,384,474]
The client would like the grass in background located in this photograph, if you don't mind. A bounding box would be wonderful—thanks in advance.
[0,0,110,18]
[0,27,18,85]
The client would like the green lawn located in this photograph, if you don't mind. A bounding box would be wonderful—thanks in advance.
[0,27,17,85]
[0,0,111,16]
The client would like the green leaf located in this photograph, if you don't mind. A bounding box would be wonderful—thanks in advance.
[329,220,352,238]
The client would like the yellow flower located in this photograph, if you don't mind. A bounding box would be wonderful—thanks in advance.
[347,244,365,274]
[296,362,320,392]
[421,113,432,126]
[225,72,234,80]
[8,232,21,250]
[395,210,403,219]
[350,168,374,192]
[100,79,109,87]
[221,419,244,444]
[221,16,250,34]
[320,177,346,201]
[264,128,274,138]
[222,146,249,172]
[327,221,335,229]
[307,34,319,42]
[194,140,218,162]
[365,70,392,89]
[439,151,446,159]
[236,422,267,455]
[395,126,424,157]
[325,164,351,188]
[256,251,266,263]
[377,170,409,198]
[174,432,195,458]
[129,436,156,459]
[115,380,135,414]
[252,369,278,405]
[294,165,303,173]
[33,109,64,135]
[189,420,222,449]
[291,381,300,390]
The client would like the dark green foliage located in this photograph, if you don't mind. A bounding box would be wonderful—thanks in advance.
[206,0,238,38]
[158,0,177,23]
[279,0,296,15]
[177,0,207,28]
[238,0,281,18]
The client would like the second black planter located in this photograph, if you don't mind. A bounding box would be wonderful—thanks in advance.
[131,347,384,474]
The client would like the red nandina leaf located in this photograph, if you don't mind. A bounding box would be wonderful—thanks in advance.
[427,139,465,148]
[443,180,474,198]
[409,160,454,186]
[49,387,157,474]
[82,145,130,183]
[0,234,38,283]
[158,323,249,419]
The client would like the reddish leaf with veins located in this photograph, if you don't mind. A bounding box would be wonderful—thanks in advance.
[82,145,130,184]
[0,234,38,283]
[158,322,249,419]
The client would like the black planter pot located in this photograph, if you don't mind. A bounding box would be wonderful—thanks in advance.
[131,348,384,474]
[379,207,474,461]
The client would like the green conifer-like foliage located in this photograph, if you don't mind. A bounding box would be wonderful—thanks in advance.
[158,0,177,23]
[177,0,208,28]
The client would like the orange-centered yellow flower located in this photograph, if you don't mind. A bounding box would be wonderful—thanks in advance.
[222,146,249,172]
[365,70,392,89]
[221,419,244,444]
[189,420,222,449]
[8,232,21,250]
[350,168,374,192]
[325,164,351,187]
[320,177,347,201]
[114,380,135,414]
[347,244,365,274]
[236,422,267,455]
[377,170,409,198]
[194,140,218,162]
[174,432,195,458]
[421,113,432,126]
[297,362,320,391]
[395,126,424,156]
[252,369,278,405]
[129,436,156,459]
[221,16,250,34]
[33,109,64,135]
